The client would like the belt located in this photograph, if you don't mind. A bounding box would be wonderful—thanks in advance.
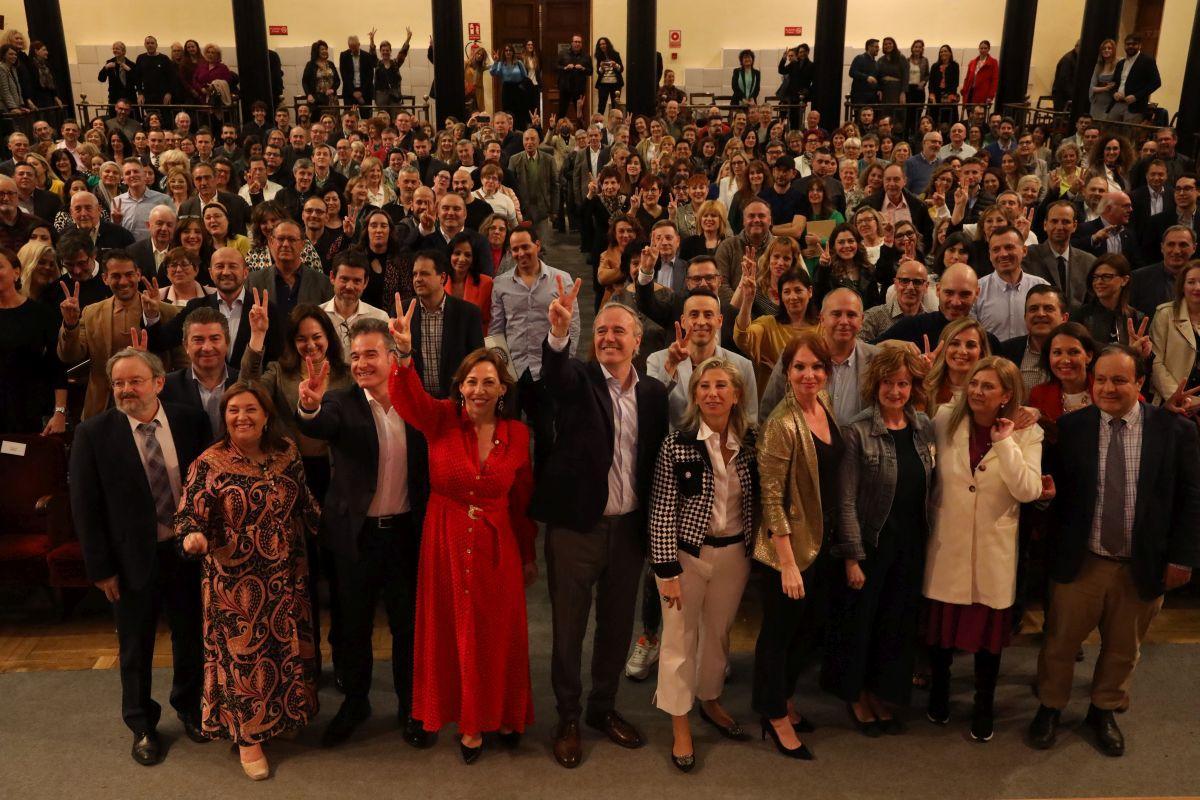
[366,513,411,530]
[703,533,744,548]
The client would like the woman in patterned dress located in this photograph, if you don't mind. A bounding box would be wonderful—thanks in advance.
[387,299,537,763]
[177,380,320,781]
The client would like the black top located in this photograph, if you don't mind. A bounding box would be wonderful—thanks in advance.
[0,299,67,432]
[679,234,718,261]
[883,426,927,539]
[813,407,845,525]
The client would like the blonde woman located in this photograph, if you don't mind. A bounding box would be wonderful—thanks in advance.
[718,150,750,209]
[923,356,1045,742]
[680,199,730,260]
[165,167,193,210]
[359,156,395,207]
[17,240,59,300]
[922,317,991,414]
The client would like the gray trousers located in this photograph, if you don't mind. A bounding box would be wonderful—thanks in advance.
[546,511,645,720]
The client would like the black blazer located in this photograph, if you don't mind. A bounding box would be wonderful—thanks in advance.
[409,294,485,398]
[161,290,285,366]
[127,237,166,279]
[633,277,742,357]
[62,221,135,250]
[159,366,240,420]
[69,402,211,588]
[1145,209,1199,255]
[1072,218,1143,267]
[1108,55,1161,113]
[863,189,934,244]
[339,48,378,104]
[1049,403,1200,600]
[417,229,492,277]
[730,67,761,105]
[27,188,62,222]
[530,338,669,532]
[1128,261,1174,318]
[294,385,428,560]
[1129,185,1173,243]
[997,335,1030,365]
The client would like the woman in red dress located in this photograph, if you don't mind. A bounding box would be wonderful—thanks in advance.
[387,297,537,763]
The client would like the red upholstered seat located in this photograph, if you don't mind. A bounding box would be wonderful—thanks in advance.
[46,541,91,588]
[0,433,69,589]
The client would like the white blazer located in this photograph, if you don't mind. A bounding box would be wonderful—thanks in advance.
[1149,301,1197,403]
[923,405,1044,609]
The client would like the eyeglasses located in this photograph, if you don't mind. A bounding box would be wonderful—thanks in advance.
[111,378,149,390]
[272,236,302,244]
[1090,273,1120,283]
[895,276,927,286]
[894,231,917,240]
[686,273,720,285]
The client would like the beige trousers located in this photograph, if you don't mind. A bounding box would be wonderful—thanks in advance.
[654,544,750,716]
[1037,553,1163,711]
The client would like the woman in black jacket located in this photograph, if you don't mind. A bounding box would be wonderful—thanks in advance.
[777,44,815,130]
[593,37,624,114]
[730,49,761,107]
[929,45,960,126]
[301,40,340,112]
[650,356,758,772]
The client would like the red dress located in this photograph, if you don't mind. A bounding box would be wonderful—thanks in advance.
[388,362,536,735]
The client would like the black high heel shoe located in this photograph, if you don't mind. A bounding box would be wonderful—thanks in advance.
[791,715,816,734]
[846,703,882,738]
[496,731,521,748]
[460,739,483,764]
[759,717,814,760]
[698,706,752,742]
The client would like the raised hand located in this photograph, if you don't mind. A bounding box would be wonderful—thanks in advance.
[665,320,691,370]
[818,239,832,266]
[1126,317,1152,359]
[1165,382,1200,416]
[990,417,1015,442]
[129,327,148,352]
[636,245,655,276]
[110,198,124,225]
[628,190,641,210]
[921,333,944,366]
[342,213,356,237]
[390,294,415,354]
[299,355,330,410]
[736,268,757,308]
[139,275,161,310]
[248,287,270,336]
[548,275,581,337]
[59,280,82,329]
[586,178,597,198]
[368,27,377,42]
[954,185,968,208]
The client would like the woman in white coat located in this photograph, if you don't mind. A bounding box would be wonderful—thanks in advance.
[1148,262,1200,413]
[923,356,1046,743]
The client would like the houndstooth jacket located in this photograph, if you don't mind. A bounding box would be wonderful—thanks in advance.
[648,426,758,578]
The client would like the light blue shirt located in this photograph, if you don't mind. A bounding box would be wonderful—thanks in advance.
[972,269,1049,341]
[489,261,579,379]
[115,188,171,240]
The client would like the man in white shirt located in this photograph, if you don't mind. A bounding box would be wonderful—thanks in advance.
[320,251,390,359]
[238,155,282,206]
[973,226,1049,340]
[114,159,171,241]
[938,123,977,160]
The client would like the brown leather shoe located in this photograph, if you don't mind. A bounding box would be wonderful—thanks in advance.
[586,710,645,749]
[553,718,582,768]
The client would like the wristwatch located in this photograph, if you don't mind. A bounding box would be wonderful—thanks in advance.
[54,406,67,415]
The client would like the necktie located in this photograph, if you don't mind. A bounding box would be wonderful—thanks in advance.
[1100,418,1127,557]
[1056,256,1069,305]
[137,420,177,530]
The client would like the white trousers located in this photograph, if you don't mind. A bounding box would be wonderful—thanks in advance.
[654,544,751,716]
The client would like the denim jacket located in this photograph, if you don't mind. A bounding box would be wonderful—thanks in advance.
[834,405,935,560]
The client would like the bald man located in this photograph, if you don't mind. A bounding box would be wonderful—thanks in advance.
[1072,190,1144,266]
[68,190,136,249]
[875,262,1000,350]
[129,205,178,279]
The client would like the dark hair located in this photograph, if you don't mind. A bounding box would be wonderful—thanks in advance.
[356,209,399,255]
[509,224,540,245]
[682,287,720,312]
[779,328,833,377]
[1025,284,1066,314]
[803,175,832,217]
[100,248,137,274]
[248,200,289,248]
[309,40,329,61]
[449,348,519,419]
[56,230,94,260]
[277,304,348,380]
[738,49,755,63]
[331,247,370,276]
[413,247,450,276]
[182,305,230,342]
[606,212,641,249]
[1085,253,1134,313]
[774,267,817,325]
[348,316,394,351]
[1096,343,1146,380]
[1039,321,1098,386]
[217,380,291,453]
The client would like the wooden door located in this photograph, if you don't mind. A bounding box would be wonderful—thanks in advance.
[491,0,591,120]
[1132,0,1164,57]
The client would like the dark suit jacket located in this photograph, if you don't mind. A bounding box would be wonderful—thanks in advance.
[1023,242,1095,311]
[863,189,933,244]
[339,48,378,105]
[417,229,492,277]
[69,402,211,588]
[415,155,451,187]
[1128,261,1175,318]
[1109,55,1161,113]
[162,290,285,366]
[409,294,485,398]
[633,276,741,357]
[730,67,761,105]
[1145,209,1199,255]
[1130,185,1173,243]
[25,188,62,222]
[62,221,136,250]
[996,335,1030,366]
[1049,403,1200,600]
[159,366,240,418]
[1071,218,1143,267]
[246,265,334,310]
[128,237,168,279]
[848,53,878,103]
[294,385,428,561]
[177,191,251,235]
[530,338,669,532]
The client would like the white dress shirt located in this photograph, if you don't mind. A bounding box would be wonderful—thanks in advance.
[696,421,743,536]
[366,395,410,517]
[218,287,246,352]
[126,402,181,542]
[320,297,390,359]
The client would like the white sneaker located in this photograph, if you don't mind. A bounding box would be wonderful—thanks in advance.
[624,635,660,681]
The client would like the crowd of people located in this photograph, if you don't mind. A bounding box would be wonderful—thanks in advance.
[0,22,1198,787]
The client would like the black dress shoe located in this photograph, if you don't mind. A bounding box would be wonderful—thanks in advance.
[585,710,645,748]
[400,715,436,749]
[759,717,814,760]
[847,703,882,738]
[1028,705,1060,750]
[969,707,994,743]
[460,739,483,764]
[131,731,161,766]
[178,713,208,744]
[698,706,752,742]
[1085,705,1125,757]
[321,699,371,748]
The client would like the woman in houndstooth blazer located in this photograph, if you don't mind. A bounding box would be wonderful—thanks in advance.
[648,357,758,772]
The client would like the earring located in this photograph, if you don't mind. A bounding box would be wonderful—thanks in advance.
[497,395,506,413]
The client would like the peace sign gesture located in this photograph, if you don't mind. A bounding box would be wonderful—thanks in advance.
[921,333,944,366]
[390,294,416,355]
[1165,382,1200,416]
[636,245,656,277]
[299,355,330,410]
[59,280,82,329]
[139,275,161,310]
[817,239,832,266]
[110,198,124,225]
[128,327,149,352]
[248,287,270,336]
[1125,317,1152,359]
[665,321,691,371]
[548,274,581,338]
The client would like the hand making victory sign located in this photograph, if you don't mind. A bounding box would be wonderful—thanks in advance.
[548,274,582,339]
[390,293,416,357]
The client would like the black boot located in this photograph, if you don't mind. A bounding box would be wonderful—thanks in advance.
[927,647,952,725]
[970,651,1001,743]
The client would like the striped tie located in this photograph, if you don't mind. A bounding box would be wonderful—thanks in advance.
[137,420,176,530]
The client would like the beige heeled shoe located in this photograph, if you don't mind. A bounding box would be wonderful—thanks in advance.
[241,755,270,781]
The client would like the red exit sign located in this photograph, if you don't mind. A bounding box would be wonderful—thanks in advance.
[269,25,288,36]
[784,26,803,36]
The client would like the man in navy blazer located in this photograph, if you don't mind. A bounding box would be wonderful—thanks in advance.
[1031,345,1200,755]
[69,348,212,766]
[295,317,433,751]
[1072,191,1143,267]
[1106,36,1162,123]
[407,250,484,398]
[533,285,669,768]
[339,35,378,107]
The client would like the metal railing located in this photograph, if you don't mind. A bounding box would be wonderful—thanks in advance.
[75,99,243,131]
[289,95,431,124]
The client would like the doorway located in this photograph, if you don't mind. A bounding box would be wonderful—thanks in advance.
[491,0,592,122]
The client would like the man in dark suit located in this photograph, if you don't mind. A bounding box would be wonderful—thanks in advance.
[534,282,669,769]
[417,192,492,277]
[1144,173,1198,249]
[1106,35,1162,123]
[1072,191,1143,267]
[0,131,30,176]
[129,205,177,280]
[175,162,251,235]
[246,220,334,316]
[1024,200,1095,312]
[411,131,450,187]
[407,250,484,398]
[162,247,284,366]
[66,190,136,250]
[1128,226,1196,317]
[159,307,239,434]
[634,254,739,353]
[863,163,934,245]
[1129,160,1172,242]
[848,40,880,104]
[339,35,378,108]
[1030,345,1200,755]
[996,286,1068,389]
[12,162,62,221]
[69,348,211,766]
[295,317,433,750]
